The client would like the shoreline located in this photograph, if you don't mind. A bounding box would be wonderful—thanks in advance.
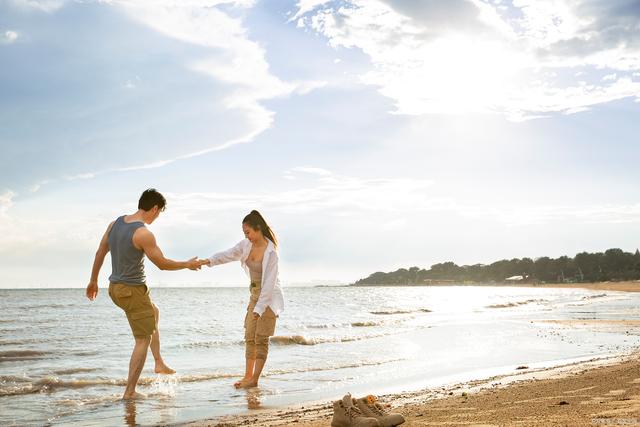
[351,280,640,293]
[186,351,640,426]
[520,280,640,293]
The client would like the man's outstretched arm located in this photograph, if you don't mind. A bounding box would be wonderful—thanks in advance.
[86,222,114,301]
[135,228,204,271]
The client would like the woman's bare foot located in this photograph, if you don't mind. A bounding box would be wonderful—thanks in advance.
[154,361,176,375]
[233,377,253,389]
[122,391,146,400]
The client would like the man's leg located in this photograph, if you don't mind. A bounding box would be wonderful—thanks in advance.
[149,303,175,374]
[123,336,151,399]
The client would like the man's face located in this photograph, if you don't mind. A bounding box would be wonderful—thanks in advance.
[145,206,161,224]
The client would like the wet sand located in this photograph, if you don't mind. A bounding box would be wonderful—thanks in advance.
[188,353,640,426]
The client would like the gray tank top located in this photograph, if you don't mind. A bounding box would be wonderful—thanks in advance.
[108,216,146,286]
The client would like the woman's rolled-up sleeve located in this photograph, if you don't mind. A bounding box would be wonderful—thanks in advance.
[208,239,247,266]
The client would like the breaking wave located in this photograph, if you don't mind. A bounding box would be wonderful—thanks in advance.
[270,330,405,346]
[486,299,548,309]
[0,350,49,362]
[370,308,432,315]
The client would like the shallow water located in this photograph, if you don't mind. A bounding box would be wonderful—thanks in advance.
[1,286,639,426]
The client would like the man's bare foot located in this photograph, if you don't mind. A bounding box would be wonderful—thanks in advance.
[154,361,176,375]
[233,377,253,389]
[238,379,258,389]
[122,391,146,400]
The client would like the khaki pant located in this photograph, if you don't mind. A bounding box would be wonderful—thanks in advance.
[245,282,277,360]
[108,283,156,338]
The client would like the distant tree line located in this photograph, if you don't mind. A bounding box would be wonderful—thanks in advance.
[352,248,640,285]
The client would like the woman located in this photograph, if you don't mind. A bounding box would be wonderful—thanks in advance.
[204,210,284,388]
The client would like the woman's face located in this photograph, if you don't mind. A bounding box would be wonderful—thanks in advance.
[242,223,262,243]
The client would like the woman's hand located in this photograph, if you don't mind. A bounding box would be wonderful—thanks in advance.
[253,312,260,319]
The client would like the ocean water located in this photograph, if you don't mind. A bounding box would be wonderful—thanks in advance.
[1,285,639,426]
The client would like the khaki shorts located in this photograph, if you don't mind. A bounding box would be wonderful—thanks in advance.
[108,283,156,338]
[245,305,277,339]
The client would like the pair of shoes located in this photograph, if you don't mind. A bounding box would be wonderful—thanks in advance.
[331,393,405,427]
[355,395,405,427]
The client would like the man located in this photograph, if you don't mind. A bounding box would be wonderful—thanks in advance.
[85,188,206,399]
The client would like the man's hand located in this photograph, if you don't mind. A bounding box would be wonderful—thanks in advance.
[86,282,99,301]
[199,259,211,267]
[186,257,205,271]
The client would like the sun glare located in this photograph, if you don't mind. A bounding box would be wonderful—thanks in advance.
[372,36,523,115]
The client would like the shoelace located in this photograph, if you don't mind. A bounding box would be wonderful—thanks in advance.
[345,404,364,419]
[369,402,387,416]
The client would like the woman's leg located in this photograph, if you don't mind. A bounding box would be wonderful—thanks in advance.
[239,324,271,388]
[234,357,256,388]
[247,357,266,387]
[235,312,257,388]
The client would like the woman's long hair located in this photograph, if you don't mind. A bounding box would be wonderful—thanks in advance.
[243,210,278,247]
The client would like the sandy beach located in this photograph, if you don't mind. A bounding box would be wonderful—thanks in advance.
[188,282,640,427]
[188,352,640,427]
[521,281,640,293]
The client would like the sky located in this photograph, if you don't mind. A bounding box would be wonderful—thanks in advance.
[0,0,639,288]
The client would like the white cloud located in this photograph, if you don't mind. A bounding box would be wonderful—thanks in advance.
[116,1,291,141]
[162,169,435,225]
[0,190,16,216]
[12,0,326,185]
[62,127,262,181]
[602,73,617,81]
[161,169,640,229]
[8,0,66,12]
[123,76,140,89]
[113,0,324,163]
[2,30,19,44]
[289,0,333,22]
[294,0,640,119]
[462,203,640,227]
[288,166,333,176]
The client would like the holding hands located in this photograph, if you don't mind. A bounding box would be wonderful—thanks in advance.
[187,257,211,271]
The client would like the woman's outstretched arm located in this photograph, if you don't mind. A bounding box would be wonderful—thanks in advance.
[205,239,248,267]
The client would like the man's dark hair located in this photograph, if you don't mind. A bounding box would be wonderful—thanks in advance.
[138,188,167,212]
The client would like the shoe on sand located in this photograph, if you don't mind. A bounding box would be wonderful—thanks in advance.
[354,395,405,427]
[331,393,380,427]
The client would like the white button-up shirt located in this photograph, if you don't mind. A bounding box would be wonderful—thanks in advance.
[207,238,284,316]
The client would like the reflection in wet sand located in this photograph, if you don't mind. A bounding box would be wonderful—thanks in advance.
[246,388,263,409]
[124,400,137,427]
